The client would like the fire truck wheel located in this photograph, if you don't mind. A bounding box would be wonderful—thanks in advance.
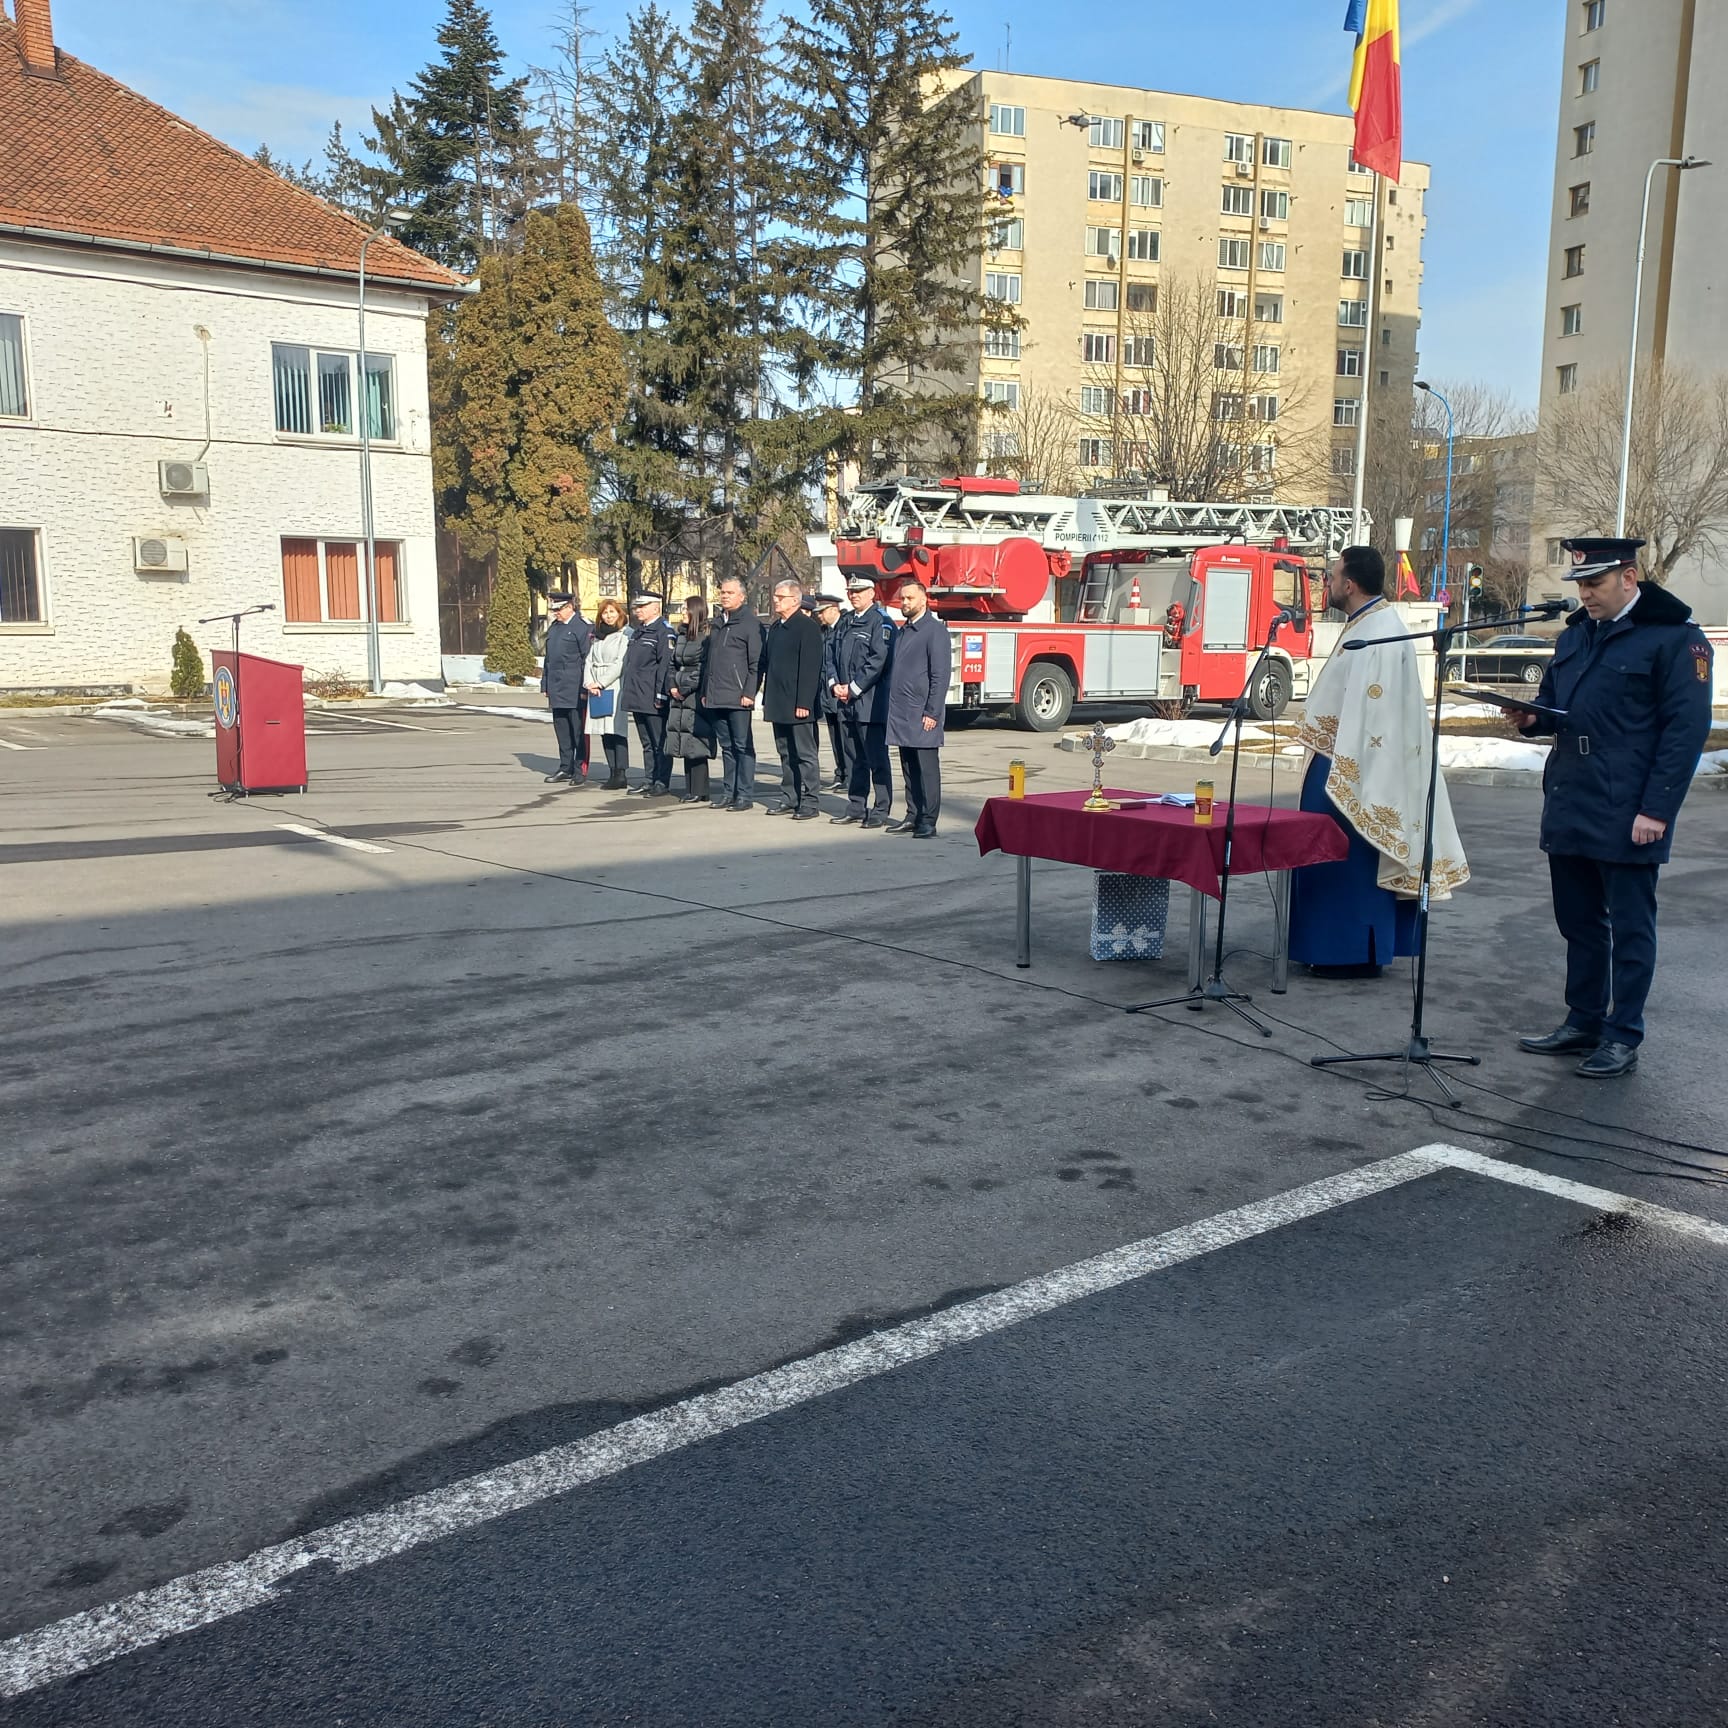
[1247,660,1292,722]
[1015,661,1075,732]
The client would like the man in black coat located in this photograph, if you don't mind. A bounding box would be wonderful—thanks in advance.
[621,593,674,796]
[539,591,592,785]
[1514,536,1714,1077]
[828,573,897,828]
[808,593,848,790]
[883,578,952,839]
[760,579,826,819]
[700,575,764,811]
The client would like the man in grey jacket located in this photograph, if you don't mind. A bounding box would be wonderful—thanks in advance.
[699,575,764,811]
[883,578,951,839]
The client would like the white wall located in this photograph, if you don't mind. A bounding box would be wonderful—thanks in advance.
[0,238,445,690]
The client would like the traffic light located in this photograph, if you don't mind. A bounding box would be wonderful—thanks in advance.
[1466,564,1483,604]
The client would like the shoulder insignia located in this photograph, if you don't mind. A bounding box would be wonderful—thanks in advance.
[1692,642,1712,683]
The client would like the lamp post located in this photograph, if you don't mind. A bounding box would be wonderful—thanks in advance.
[1416,380,1457,678]
[1616,156,1710,535]
[358,207,414,694]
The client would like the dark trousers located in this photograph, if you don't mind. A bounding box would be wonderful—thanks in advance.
[1549,852,1661,1047]
[772,720,822,812]
[842,716,892,817]
[824,713,846,782]
[631,711,670,790]
[599,734,629,783]
[707,708,755,805]
[550,705,584,775]
[681,757,711,799]
[899,746,942,832]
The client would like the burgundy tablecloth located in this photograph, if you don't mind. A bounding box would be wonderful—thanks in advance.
[974,789,1349,900]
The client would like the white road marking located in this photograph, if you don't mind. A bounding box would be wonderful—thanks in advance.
[272,823,393,855]
[345,715,426,731]
[0,736,34,750]
[5,1142,1724,1697]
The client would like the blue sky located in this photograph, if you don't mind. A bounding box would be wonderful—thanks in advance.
[62,0,1563,405]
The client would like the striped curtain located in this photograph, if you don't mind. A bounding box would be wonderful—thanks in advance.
[364,356,395,440]
[272,345,311,435]
[280,538,321,622]
[372,543,400,623]
[325,542,361,619]
[0,529,41,621]
[0,315,27,418]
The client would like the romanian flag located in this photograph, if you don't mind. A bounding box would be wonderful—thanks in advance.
[1396,550,1420,600]
[1344,0,1402,182]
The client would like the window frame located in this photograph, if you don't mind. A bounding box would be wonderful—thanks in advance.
[1083,278,1120,311]
[1261,188,1289,221]
[1580,58,1600,94]
[1126,227,1160,261]
[279,534,407,626]
[989,103,1025,136]
[1583,0,1605,30]
[985,270,1022,304]
[1561,303,1583,337]
[1261,136,1292,169]
[1252,343,1280,374]
[988,216,1024,251]
[1338,298,1368,327]
[1122,333,1156,367]
[1258,241,1286,272]
[983,325,1022,359]
[1085,226,1122,259]
[1130,174,1163,208]
[1333,397,1361,427]
[1569,182,1591,217]
[1088,170,1124,203]
[1574,120,1596,157]
[1221,184,1254,217]
[1218,237,1250,270]
[1563,243,1586,278]
[0,311,32,421]
[1558,363,1579,395]
[1223,132,1254,165]
[1255,293,1284,324]
[1344,196,1374,227]
[994,162,1025,198]
[1079,385,1113,418]
[982,379,1020,410]
[1341,248,1369,280]
[1077,436,1114,469]
[1337,347,1364,377]
[1081,331,1117,364]
[0,525,47,628]
[1088,116,1124,150]
[272,342,399,444]
[1131,119,1164,153]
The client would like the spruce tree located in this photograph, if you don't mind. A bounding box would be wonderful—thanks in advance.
[484,510,536,682]
[781,0,989,477]
[170,628,204,699]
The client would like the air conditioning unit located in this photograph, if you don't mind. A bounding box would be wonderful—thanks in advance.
[1131,148,1145,163]
[1236,160,1253,176]
[158,459,209,497]
[133,535,190,575]
[1259,216,1272,230]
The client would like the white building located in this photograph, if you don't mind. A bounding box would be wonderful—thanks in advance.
[0,0,466,692]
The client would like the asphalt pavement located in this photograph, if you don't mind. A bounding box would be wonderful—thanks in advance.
[3,701,1726,1724]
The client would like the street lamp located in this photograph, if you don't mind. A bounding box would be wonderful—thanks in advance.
[358,206,415,694]
[1415,380,1458,675]
[1616,156,1710,535]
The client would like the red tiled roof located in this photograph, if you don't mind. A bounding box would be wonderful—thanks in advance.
[0,19,465,292]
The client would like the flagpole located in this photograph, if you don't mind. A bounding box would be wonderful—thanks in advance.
[1349,167,1380,545]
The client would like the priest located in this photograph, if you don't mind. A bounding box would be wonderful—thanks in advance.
[1289,544,1469,977]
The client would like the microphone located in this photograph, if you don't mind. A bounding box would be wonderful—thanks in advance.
[1522,596,1578,619]
[1266,606,1298,637]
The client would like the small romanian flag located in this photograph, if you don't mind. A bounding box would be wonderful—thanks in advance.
[1344,0,1402,182]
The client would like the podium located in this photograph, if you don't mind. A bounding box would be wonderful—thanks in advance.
[212,650,307,795]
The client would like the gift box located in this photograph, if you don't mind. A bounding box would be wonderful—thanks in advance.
[1089,872,1169,961]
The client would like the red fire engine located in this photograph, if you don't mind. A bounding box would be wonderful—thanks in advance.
[826,476,1366,731]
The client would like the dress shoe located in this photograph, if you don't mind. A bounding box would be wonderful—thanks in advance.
[678,793,702,804]
[793,807,821,821]
[884,819,917,834]
[830,813,861,826]
[1518,1023,1601,1056]
[859,813,888,831]
[1577,1041,1639,1078]
[602,775,628,791]
[829,777,847,792]
[911,827,937,839]
[764,802,794,816]
[728,800,753,812]
[544,772,570,783]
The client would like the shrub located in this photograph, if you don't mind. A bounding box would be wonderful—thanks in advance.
[170,628,205,699]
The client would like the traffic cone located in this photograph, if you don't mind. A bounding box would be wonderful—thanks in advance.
[1128,575,1142,611]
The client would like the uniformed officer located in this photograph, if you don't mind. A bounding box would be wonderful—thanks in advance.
[827,574,896,828]
[539,591,593,785]
[805,592,849,789]
[1514,536,1714,1076]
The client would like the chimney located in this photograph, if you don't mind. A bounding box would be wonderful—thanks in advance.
[15,0,58,76]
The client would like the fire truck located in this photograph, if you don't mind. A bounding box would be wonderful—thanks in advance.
[822,476,1368,731]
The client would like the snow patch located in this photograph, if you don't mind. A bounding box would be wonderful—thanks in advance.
[454,704,553,724]
[378,683,452,704]
[1104,717,1274,748]
[1437,736,1549,772]
[1697,749,1728,778]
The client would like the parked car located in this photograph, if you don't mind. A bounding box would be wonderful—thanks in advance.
[1444,634,1554,686]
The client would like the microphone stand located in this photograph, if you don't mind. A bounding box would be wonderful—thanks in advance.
[198,604,275,801]
[1126,617,1296,1036]
[1308,604,1558,1101]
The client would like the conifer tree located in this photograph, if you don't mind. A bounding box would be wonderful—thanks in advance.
[484,510,536,681]
[781,0,989,477]
[170,628,205,699]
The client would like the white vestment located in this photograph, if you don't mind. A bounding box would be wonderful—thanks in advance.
[1293,599,1469,898]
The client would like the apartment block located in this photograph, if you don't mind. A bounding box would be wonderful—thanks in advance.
[954,70,1429,506]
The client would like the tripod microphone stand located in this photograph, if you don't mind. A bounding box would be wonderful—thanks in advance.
[1126,615,1296,1036]
[1308,602,1563,1100]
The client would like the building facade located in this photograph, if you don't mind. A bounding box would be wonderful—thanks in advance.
[955,71,1429,509]
[0,2,464,692]
[1532,0,1727,618]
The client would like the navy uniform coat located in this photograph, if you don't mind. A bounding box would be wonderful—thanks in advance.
[540,612,593,708]
[1527,582,1713,866]
[828,603,896,725]
[884,610,952,748]
[620,615,674,713]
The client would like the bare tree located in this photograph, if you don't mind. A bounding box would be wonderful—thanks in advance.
[980,385,1080,495]
[529,0,606,218]
[1538,360,1728,580]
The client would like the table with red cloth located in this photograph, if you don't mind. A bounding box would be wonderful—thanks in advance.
[974,789,1350,986]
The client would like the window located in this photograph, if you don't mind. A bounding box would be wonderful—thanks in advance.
[1258,241,1286,271]
[1084,278,1120,310]
[1080,386,1113,417]
[1564,244,1586,278]
[1224,132,1254,165]
[1219,238,1250,269]
[1255,293,1284,324]
[1122,334,1156,366]
[1082,332,1117,363]
[272,344,396,439]
[994,162,1024,197]
[1584,0,1604,29]
[1570,182,1591,217]
[990,103,1025,136]
[1574,121,1595,157]
[1213,393,1245,421]
[1127,283,1157,313]
[1218,288,1246,317]
[1454,527,1481,550]
[1249,394,1279,422]
[1420,525,1440,553]
[1381,326,1392,346]
[1214,441,1244,472]
[280,537,403,624]
[1261,189,1289,221]
[1561,303,1583,336]
[985,271,1021,304]
[982,380,1019,409]
[1089,116,1124,149]
[1126,227,1160,261]
[1333,397,1360,427]
[1580,59,1600,94]
[1086,227,1121,258]
[988,217,1024,250]
[1344,196,1374,226]
[1253,343,1280,373]
[1425,489,1446,512]
[1337,347,1363,376]
[983,429,1019,460]
[1078,437,1113,467]
[1088,171,1123,202]
[1388,188,1398,204]
[1349,152,1373,175]
[1385,276,1393,296]
[1548,538,1569,565]
[1248,443,1277,473]
[1215,343,1244,371]
[1339,298,1368,327]
[1132,120,1164,153]
[1558,363,1579,394]
[1331,446,1357,476]
[0,527,42,622]
[984,325,1021,359]
[1130,175,1163,208]
[1122,388,1154,417]
[1378,369,1390,386]
[1262,136,1292,169]
[1221,184,1254,216]
[1384,234,1394,251]
[0,313,28,418]
[1342,248,1368,279]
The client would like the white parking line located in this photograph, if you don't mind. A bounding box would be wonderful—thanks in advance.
[0,736,34,750]
[2,1142,1721,1697]
[345,715,427,731]
[273,823,393,855]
